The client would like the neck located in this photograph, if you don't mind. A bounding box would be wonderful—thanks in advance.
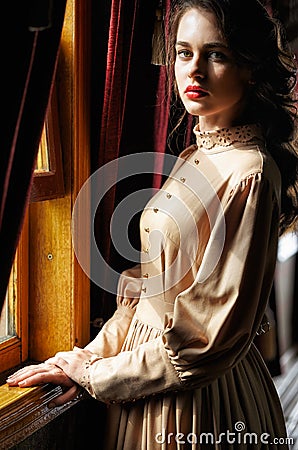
[198,102,251,132]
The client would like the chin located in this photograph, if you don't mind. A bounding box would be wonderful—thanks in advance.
[183,101,207,117]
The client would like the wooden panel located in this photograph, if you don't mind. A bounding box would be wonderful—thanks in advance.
[29,198,73,360]
[72,0,91,348]
[0,338,21,373]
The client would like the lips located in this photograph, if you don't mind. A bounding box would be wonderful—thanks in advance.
[185,85,208,99]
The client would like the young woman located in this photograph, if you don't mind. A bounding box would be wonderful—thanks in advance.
[7,0,298,448]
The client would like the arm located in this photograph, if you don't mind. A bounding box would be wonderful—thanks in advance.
[6,265,142,405]
[85,264,141,356]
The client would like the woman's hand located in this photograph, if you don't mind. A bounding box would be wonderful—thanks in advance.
[6,363,81,407]
[46,346,101,385]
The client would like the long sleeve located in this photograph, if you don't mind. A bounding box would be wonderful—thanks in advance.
[79,169,281,403]
[85,264,141,357]
[162,172,280,385]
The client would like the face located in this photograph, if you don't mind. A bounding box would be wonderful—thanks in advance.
[174,8,251,131]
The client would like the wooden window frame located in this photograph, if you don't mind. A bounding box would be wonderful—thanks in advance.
[0,214,29,373]
[0,0,91,446]
[30,86,65,203]
[0,83,64,374]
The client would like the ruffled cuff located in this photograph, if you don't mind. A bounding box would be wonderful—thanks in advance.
[79,358,98,397]
[85,336,182,404]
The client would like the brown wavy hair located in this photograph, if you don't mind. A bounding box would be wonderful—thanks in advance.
[167,0,298,234]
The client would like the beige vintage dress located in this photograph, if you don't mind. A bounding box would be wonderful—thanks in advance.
[83,124,288,449]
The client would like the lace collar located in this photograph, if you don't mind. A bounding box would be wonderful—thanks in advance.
[193,124,263,150]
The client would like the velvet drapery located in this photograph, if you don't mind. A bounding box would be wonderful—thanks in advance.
[90,0,181,325]
[0,1,67,311]
[96,0,140,268]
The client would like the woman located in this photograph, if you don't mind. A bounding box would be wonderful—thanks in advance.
[7,0,298,448]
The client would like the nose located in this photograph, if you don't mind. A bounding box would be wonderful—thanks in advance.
[188,54,206,79]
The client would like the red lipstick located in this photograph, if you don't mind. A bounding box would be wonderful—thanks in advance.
[185,85,208,99]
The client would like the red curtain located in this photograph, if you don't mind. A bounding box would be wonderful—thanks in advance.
[91,0,143,321]
[90,0,162,323]
[0,0,67,310]
[90,0,194,325]
[97,0,139,262]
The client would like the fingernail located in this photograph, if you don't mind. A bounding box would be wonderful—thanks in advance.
[18,381,26,386]
[48,402,56,409]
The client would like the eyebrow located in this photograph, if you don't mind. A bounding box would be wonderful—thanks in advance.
[175,40,229,49]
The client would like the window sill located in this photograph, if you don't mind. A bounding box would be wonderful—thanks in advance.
[0,382,80,449]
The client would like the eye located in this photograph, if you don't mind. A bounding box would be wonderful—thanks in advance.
[207,51,228,61]
[176,49,193,59]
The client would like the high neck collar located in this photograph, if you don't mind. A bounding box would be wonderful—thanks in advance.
[193,123,263,150]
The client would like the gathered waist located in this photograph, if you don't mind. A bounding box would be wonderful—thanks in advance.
[135,296,174,330]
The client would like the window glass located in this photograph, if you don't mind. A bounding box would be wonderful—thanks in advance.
[35,124,50,173]
[0,263,16,344]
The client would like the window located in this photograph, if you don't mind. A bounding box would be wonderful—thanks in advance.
[0,0,91,373]
[0,217,28,372]
[0,270,16,345]
[0,0,91,444]
[0,84,65,372]
[30,86,65,203]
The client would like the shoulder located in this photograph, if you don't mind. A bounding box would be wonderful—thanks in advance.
[224,142,281,190]
[227,144,281,204]
[178,144,198,160]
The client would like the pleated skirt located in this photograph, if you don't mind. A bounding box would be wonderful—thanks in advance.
[104,317,289,450]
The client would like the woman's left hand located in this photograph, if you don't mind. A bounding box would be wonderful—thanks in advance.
[6,362,82,407]
[46,346,100,385]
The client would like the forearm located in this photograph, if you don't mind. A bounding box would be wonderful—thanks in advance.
[85,305,135,357]
[54,336,182,403]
